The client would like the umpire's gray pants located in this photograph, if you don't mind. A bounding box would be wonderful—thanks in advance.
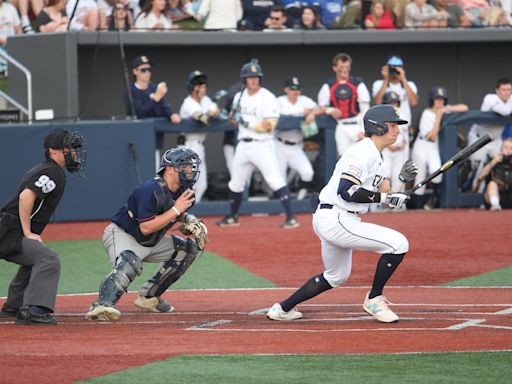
[2,238,61,311]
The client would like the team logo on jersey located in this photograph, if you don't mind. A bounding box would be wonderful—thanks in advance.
[347,165,362,178]
[34,175,56,194]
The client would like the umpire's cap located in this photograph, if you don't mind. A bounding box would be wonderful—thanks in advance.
[44,129,86,149]
[382,91,401,106]
[132,55,153,69]
[428,86,448,106]
[364,105,408,137]
[240,59,263,79]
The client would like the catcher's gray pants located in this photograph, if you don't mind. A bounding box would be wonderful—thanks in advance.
[102,223,179,294]
[2,238,61,311]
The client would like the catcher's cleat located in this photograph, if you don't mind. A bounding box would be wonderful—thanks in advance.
[267,303,303,321]
[363,292,399,323]
[85,302,121,321]
[216,215,239,227]
[134,295,174,313]
[0,303,19,318]
[281,217,300,229]
[15,306,57,326]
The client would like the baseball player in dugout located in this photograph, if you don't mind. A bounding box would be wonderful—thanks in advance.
[317,52,371,157]
[276,76,320,200]
[126,55,181,168]
[85,148,208,321]
[179,70,220,202]
[216,59,300,229]
[267,105,419,323]
[0,129,86,325]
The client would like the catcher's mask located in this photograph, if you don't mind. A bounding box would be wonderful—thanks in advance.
[158,148,201,192]
[44,129,87,176]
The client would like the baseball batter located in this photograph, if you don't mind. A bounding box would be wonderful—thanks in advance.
[411,86,468,209]
[267,105,418,323]
[179,70,218,202]
[317,52,371,156]
[217,59,299,229]
[276,77,318,200]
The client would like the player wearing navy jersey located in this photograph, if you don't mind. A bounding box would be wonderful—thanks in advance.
[267,105,418,323]
[0,129,86,325]
[85,147,207,321]
[317,52,371,156]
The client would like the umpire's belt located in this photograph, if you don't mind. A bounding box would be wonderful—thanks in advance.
[318,203,358,215]
[277,137,301,146]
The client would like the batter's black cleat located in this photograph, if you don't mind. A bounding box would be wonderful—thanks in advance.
[0,303,19,318]
[15,306,57,325]
[216,215,240,227]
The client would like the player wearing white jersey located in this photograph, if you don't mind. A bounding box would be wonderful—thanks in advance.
[179,70,219,202]
[267,105,418,323]
[468,78,512,191]
[317,53,371,156]
[276,77,319,200]
[217,59,299,229]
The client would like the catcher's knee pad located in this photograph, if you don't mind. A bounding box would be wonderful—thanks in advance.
[139,236,198,298]
[98,250,143,306]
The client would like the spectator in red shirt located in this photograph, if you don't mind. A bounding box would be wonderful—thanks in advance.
[365,0,396,29]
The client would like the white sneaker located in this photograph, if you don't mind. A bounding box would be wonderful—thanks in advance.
[134,296,174,313]
[266,303,303,321]
[363,292,399,323]
[85,302,121,321]
[490,203,502,211]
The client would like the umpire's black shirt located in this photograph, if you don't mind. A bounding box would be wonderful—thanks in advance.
[1,158,66,234]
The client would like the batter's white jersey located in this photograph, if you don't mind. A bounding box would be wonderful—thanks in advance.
[317,81,371,155]
[178,95,214,202]
[318,138,385,214]
[313,137,408,288]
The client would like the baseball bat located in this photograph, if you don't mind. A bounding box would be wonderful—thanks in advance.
[409,133,492,194]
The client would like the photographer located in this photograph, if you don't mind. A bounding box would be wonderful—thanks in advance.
[477,137,512,211]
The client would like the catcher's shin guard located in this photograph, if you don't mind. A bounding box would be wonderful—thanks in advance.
[139,236,199,298]
[98,250,143,306]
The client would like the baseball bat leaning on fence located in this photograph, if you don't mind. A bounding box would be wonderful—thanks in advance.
[409,133,492,194]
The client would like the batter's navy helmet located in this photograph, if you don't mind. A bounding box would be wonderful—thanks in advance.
[187,70,207,92]
[364,105,408,136]
[158,148,201,191]
[428,86,448,107]
[240,59,263,79]
[382,91,401,107]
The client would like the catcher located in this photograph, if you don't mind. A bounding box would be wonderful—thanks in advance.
[85,147,208,321]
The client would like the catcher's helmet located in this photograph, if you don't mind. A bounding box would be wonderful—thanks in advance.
[240,59,263,79]
[382,91,401,107]
[44,129,87,175]
[428,86,448,107]
[187,70,208,92]
[158,147,201,191]
[364,105,408,137]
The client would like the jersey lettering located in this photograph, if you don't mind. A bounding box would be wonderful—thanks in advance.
[35,175,56,194]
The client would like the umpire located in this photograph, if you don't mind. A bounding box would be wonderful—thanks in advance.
[0,129,86,325]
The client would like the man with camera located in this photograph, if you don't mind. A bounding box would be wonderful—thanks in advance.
[372,55,419,160]
[477,136,512,211]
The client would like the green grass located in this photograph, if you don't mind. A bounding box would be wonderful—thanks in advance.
[81,351,512,384]
[0,240,275,296]
[443,265,512,286]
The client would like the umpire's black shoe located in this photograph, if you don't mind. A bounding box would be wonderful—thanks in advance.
[0,303,19,318]
[15,306,57,325]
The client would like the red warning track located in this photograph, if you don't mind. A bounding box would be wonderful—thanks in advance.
[1,209,511,384]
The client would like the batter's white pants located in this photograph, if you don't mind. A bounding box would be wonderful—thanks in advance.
[411,138,442,195]
[228,139,287,192]
[312,207,408,288]
[182,139,207,202]
[275,140,314,182]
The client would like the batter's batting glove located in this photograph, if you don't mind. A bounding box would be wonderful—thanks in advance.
[384,192,410,209]
[399,160,419,183]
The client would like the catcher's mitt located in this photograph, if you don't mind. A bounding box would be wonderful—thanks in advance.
[179,217,208,250]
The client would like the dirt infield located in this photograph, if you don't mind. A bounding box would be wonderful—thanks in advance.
[1,209,511,383]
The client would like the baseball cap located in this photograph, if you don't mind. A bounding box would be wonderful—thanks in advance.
[285,77,302,90]
[387,55,404,66]
[132,55,153,69]
[44,129,69,149]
